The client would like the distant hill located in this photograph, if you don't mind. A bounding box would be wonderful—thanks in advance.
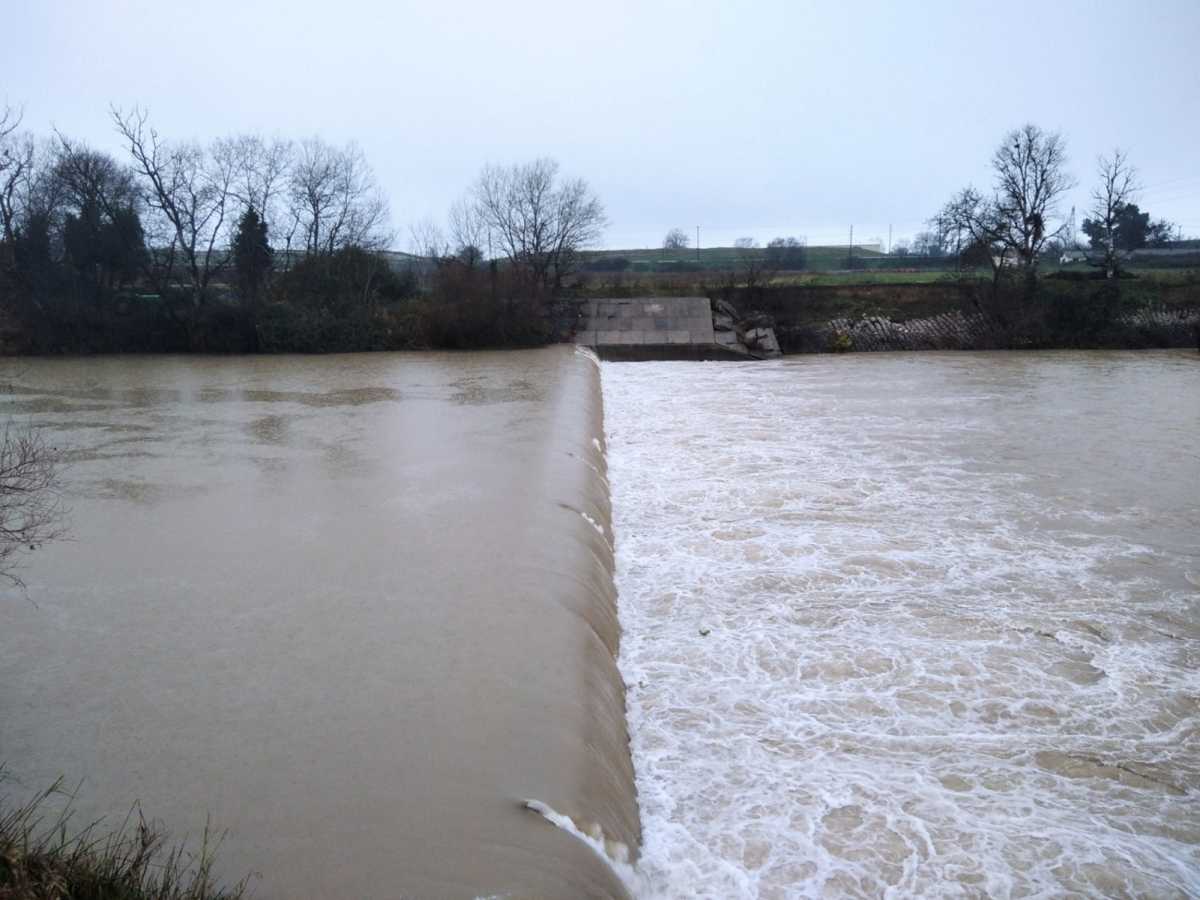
[580,244,885,273]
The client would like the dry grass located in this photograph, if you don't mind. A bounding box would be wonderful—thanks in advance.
[0,776,248,900]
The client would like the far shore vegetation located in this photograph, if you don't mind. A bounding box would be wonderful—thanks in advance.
[0,105,1195,355]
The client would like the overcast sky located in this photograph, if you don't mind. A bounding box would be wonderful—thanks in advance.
[6,0,1199,250]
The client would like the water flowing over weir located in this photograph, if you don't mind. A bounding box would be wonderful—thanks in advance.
[601,351,1200,899]
[0,347,638,900]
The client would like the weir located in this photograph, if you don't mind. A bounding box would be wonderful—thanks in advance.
[0,347,638,899]
[575,296,781,360]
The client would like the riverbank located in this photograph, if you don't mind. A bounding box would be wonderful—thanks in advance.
[0,291,561,356]
[0,779,247,900]
[716,276,1200,353]
[5,271,1197,358]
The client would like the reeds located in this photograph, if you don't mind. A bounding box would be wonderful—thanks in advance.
[0,775,248,900]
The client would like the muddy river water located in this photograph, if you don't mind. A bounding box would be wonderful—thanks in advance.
[0,347,635,899]
[1,347,1197,898]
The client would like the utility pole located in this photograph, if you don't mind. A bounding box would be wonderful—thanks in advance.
[696,225,701,264]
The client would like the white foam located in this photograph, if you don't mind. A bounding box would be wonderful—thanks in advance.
[576,345,602,368]
[602,356,1200,899]
[523,799,650,897]
[580,510,608,540]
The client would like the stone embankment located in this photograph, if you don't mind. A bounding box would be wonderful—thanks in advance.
[777,306,1200,353]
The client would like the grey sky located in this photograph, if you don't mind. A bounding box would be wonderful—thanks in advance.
[7,0,1199,250]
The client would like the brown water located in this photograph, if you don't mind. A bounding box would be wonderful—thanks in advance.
[0,347,636,900]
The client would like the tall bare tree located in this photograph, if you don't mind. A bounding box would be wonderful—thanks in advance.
[51,134,139,221]
[0,138,33,247]
[1089,149,1139,279]
[0,105,34,245]
[448,196,486,266]
[471,158,604,293]
[286,137,389,257]
[940,124,1075,276]
[216,134,293,230]
[111,107,235,306]
[992,124,1074,266]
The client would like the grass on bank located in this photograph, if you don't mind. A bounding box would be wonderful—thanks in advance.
[0,777,248,900]
[572,263,1200,299]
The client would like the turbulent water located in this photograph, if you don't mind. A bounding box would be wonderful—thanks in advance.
[602,351,1200,899]
[4,347,1198,899]
[0,347,636,900]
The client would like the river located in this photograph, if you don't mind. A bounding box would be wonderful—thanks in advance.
[1,348,1196,898]
[0,347,636,900]
[603,350,1200,898]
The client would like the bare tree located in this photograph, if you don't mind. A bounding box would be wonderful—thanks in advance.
[286,137,389,257]
[111,107,235,306]
[217,134,293,229]
[940,124,1074,276]
[409,217,452,263]
[403,217,449,293]
[0,423,64,587]
[912,228,947,257]
[471,158,605,293]
[733,237,773,289]
[662,227,690,250]
[0,105,35,246]
[51,134,139,220]
[448,196,486,266]
[940,187,1007,276]
[0,104,19,143]
[765,236,807,270]
[0,134,34,246]
[992,124,1075,266]
[1089,149,1139,279]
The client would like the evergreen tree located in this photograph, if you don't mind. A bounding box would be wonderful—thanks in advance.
[62,202,146,306]
[232,207,272,303]
[1082,203,1177,253]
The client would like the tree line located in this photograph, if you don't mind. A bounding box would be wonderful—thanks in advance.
[930,124,1180,279]
[0,104,605,352]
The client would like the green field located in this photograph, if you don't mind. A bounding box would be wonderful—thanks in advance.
[581,244,886,272]
[580,245,1200,288]
[771,270,967,286]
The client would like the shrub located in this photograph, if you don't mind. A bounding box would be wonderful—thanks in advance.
[420,261,551,349]
[583,256,631,273]
[828,331,853,352]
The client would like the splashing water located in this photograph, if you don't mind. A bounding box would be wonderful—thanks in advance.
[602,352,1200,899]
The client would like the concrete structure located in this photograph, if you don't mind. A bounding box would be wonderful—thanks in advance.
[574,297,779,360]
